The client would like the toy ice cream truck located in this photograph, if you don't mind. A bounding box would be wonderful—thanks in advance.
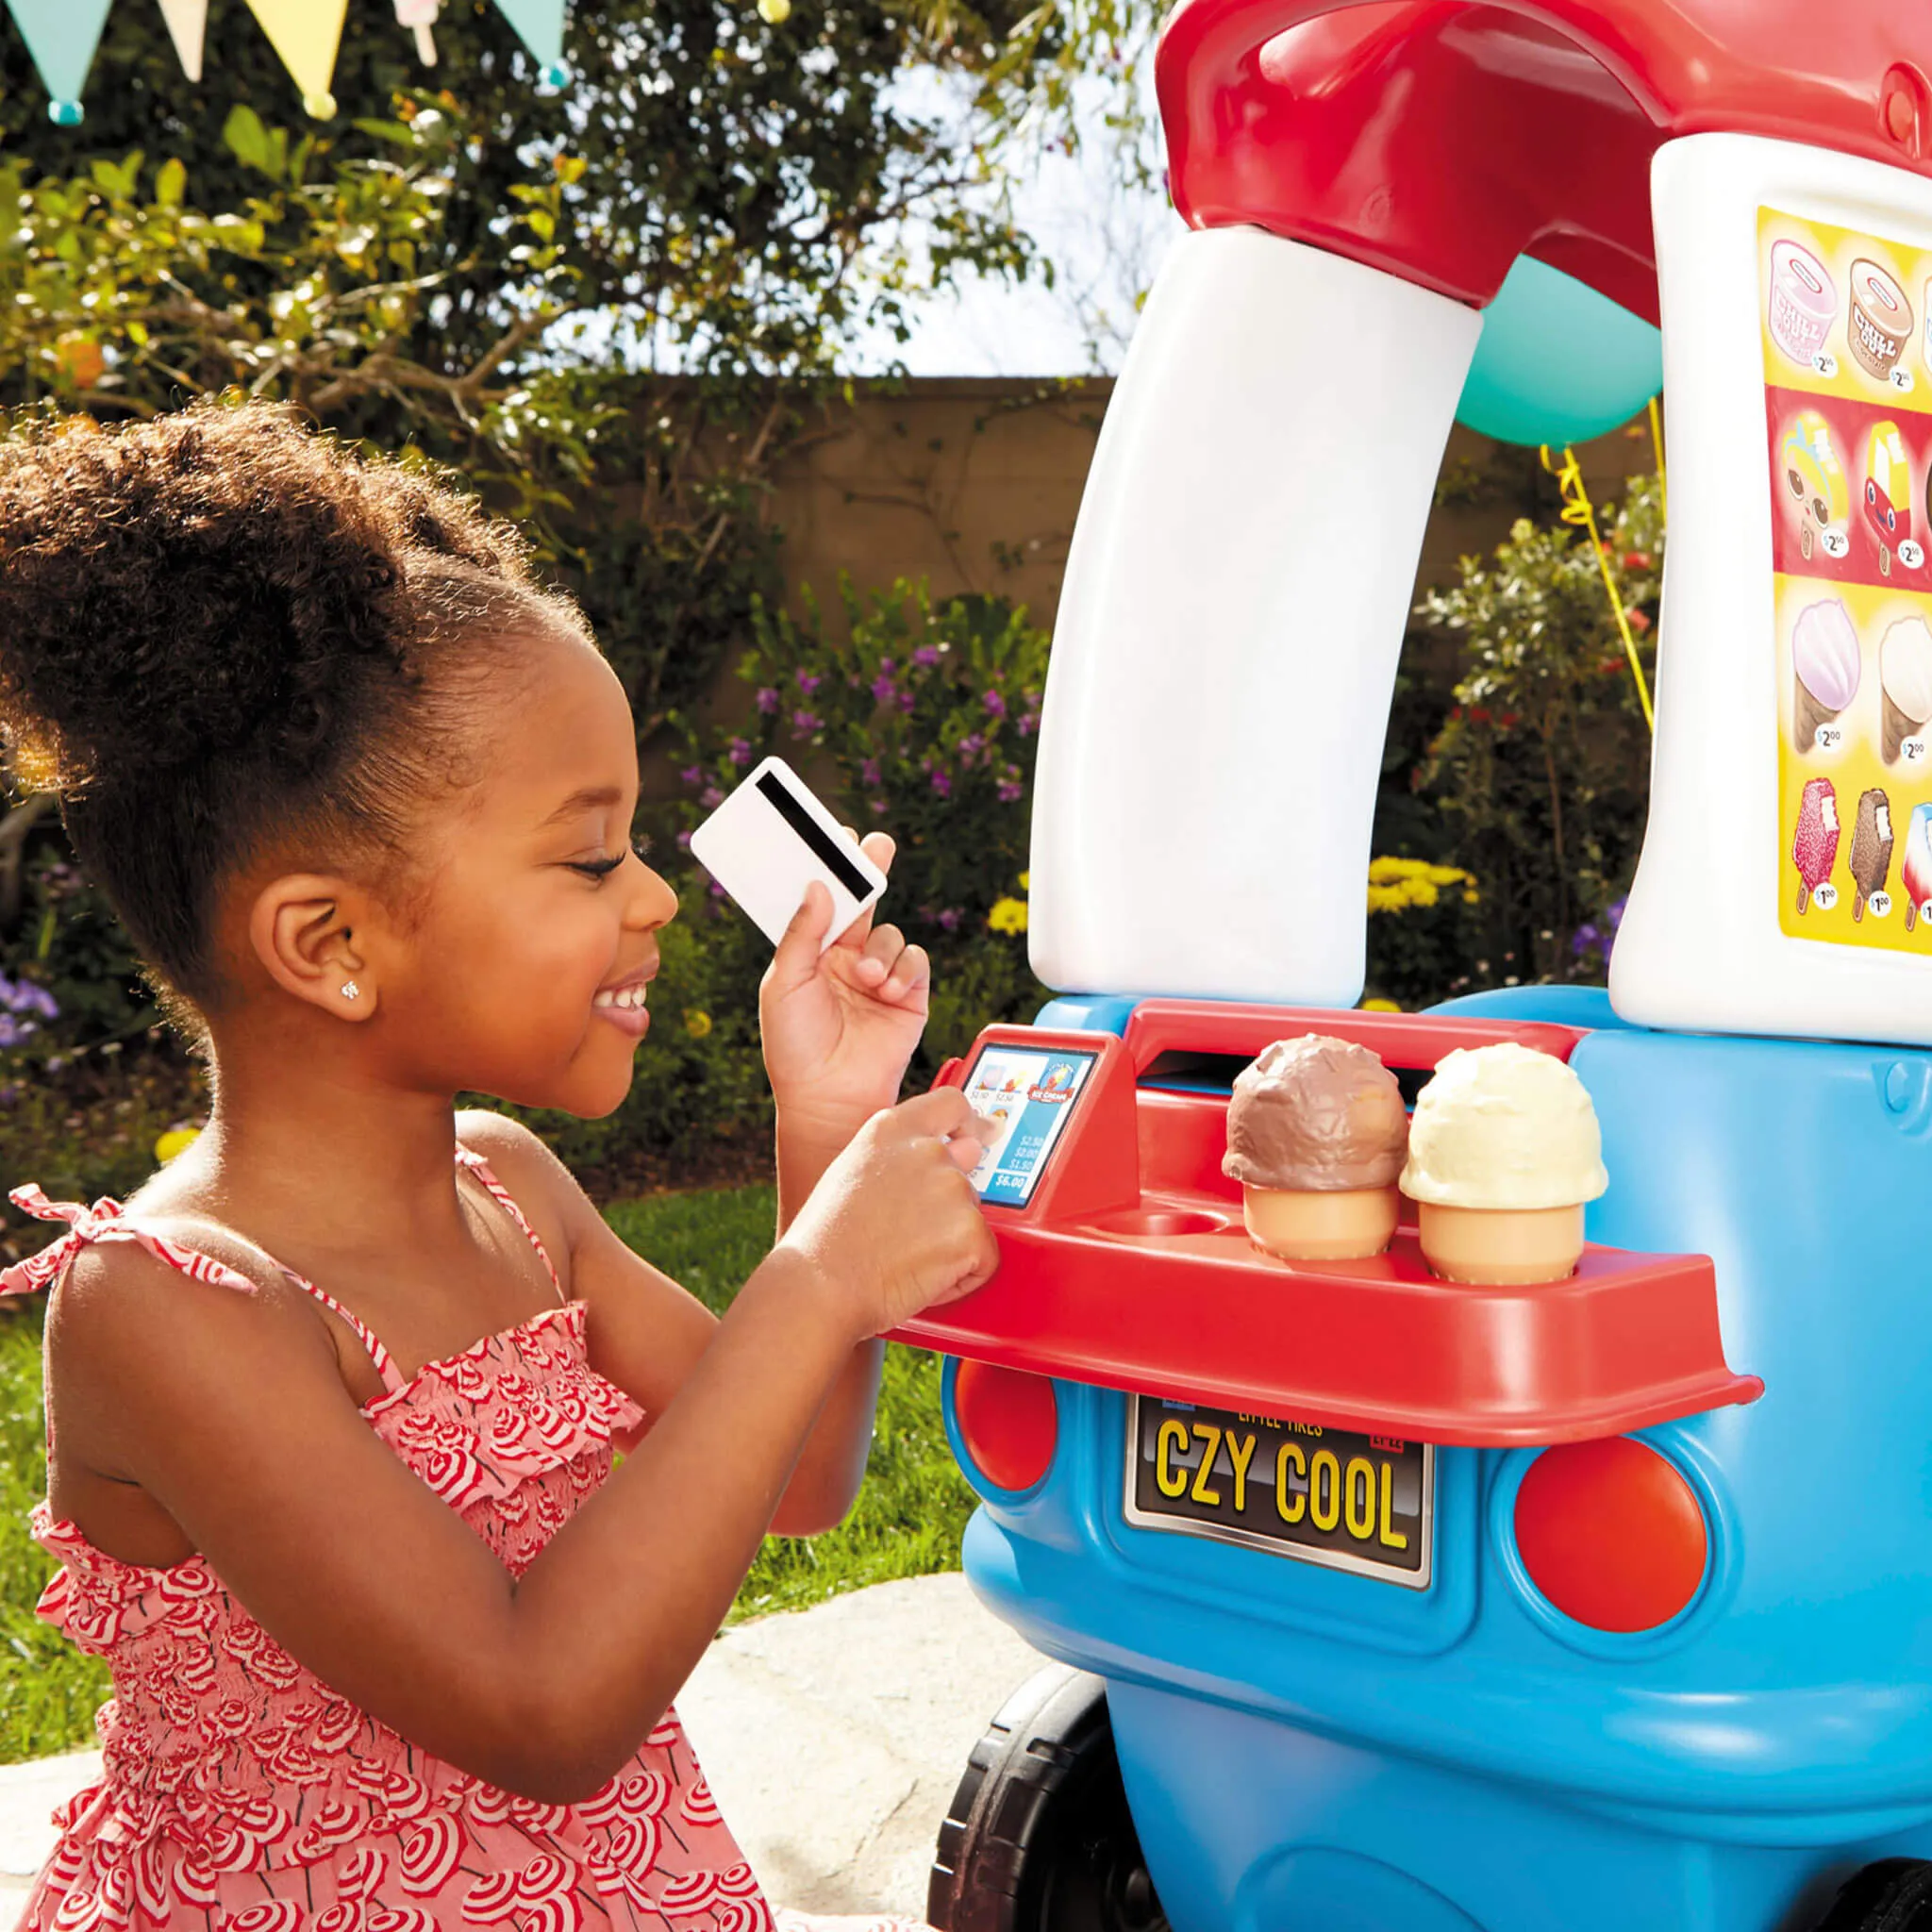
[886,5,1932,1930]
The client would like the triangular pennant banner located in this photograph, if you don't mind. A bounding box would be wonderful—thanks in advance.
[491,0,569,85]
[394,0,439,66]
[4,0,114,121]
[156,0,207,82]
[242,0,348,117]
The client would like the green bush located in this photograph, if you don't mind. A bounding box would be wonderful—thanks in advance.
[1407,472,1661,989]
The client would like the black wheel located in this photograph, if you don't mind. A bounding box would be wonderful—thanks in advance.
[1811,1858,1932,1929]
[927,1664,1170,1932]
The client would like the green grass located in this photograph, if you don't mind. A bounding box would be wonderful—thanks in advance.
[0,1304,112,1763]
[0,1182,972,1763]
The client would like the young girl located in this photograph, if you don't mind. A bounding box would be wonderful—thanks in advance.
[0,399,1000,1932]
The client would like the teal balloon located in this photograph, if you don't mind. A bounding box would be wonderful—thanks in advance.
[1457,256,1663,447]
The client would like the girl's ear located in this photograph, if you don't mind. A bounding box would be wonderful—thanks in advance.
[248,874,381,1020]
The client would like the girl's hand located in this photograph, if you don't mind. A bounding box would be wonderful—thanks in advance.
[759,831,929,1138]
[776,1088,1000,1338]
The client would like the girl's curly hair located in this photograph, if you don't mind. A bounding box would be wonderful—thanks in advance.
[0,397,590,1017]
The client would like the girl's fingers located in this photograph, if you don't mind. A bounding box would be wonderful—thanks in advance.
[944,1134,987,1174]
[880,941,930,1006]
[768,881,834,994]
[834,829,896,954]
[853,923,905,987]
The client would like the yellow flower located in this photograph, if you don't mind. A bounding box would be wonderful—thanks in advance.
[1368,854,1479,914]
[1359,998,1402,1013]
[988,897,1029,936]
[684,1009,713,1039]
[1462,889,1479,904]
[155,1126,202,1164]
[1018,873,1030,891]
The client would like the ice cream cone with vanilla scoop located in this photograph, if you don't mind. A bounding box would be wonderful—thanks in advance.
[1880,616,1932,763]
[1223,1036,1407,1261]
[1401,1043,1607,1286]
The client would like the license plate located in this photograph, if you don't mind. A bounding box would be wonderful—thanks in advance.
[1123,1395,1433,1590]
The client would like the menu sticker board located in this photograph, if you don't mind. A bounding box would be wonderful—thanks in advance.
[961,1045,1097,1208]
[1762,207,1932,947]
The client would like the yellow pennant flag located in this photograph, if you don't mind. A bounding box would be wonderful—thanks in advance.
[155,0,207,81]
[242,0,348,117]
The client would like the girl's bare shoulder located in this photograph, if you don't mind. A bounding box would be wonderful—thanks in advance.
[453,1109,595,1285]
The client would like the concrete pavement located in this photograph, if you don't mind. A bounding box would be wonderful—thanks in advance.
[0,1574,1043,1924]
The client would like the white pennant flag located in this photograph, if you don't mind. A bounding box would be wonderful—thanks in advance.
[394,0,437,65]
[156,0,207,81]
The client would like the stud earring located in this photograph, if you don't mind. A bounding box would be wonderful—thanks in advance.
[341,981,360,1002]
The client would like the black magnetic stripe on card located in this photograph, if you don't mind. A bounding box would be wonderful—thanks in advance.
[756,773,873,899]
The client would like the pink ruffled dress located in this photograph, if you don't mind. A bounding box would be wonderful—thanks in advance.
[0,1149,926,1932]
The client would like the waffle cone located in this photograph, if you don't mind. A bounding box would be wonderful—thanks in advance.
[1243,1184,1398,1263]
[1793,673,1842,754]
[1883,691,1926,764]
[1417,1202,1586,1286]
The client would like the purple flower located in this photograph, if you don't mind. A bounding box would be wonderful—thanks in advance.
[958,733,984,760]
[875,658,894,676]
[709,879,728,898]
[1016,711,1039,737]
[700,787,724,809]
[756,687,780,714]
[981,690,1007,718]
[869,798,888,815]
[727,737,754,765]
[860,758,882,787]
[680,765,703,785]
[938,908,962,931]
[898,691,915,713]
[676,828,694,849]
[1570,924,1602,958]
[0,1015,22,1049]
[20,985,55,1020]
[912,645,941,668]
[791,709,822,737]
[0,1085,17,1108]
[871,674,898,704]
[1606,894,1628,930]
[997,779,1024,803]
[930,770,952,797]
[796,670,822,694]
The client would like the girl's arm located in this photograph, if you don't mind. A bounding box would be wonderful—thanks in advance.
[49,1090,996,1807]
[525,837,940,1535]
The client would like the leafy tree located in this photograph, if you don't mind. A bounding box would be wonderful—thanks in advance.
[2,0,1038,374]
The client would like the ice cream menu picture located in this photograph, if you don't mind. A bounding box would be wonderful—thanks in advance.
[1763,207,1932,951]
[962,1046,1098,1208]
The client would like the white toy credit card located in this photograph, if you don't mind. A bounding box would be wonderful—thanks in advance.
[689,756,887,951]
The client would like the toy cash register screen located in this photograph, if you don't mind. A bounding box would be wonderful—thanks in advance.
[962,1045,1098,1207]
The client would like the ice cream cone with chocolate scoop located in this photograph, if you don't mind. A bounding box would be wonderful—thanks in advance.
[1401,1043,1607,1286]
[1223,1037,1407,1262]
